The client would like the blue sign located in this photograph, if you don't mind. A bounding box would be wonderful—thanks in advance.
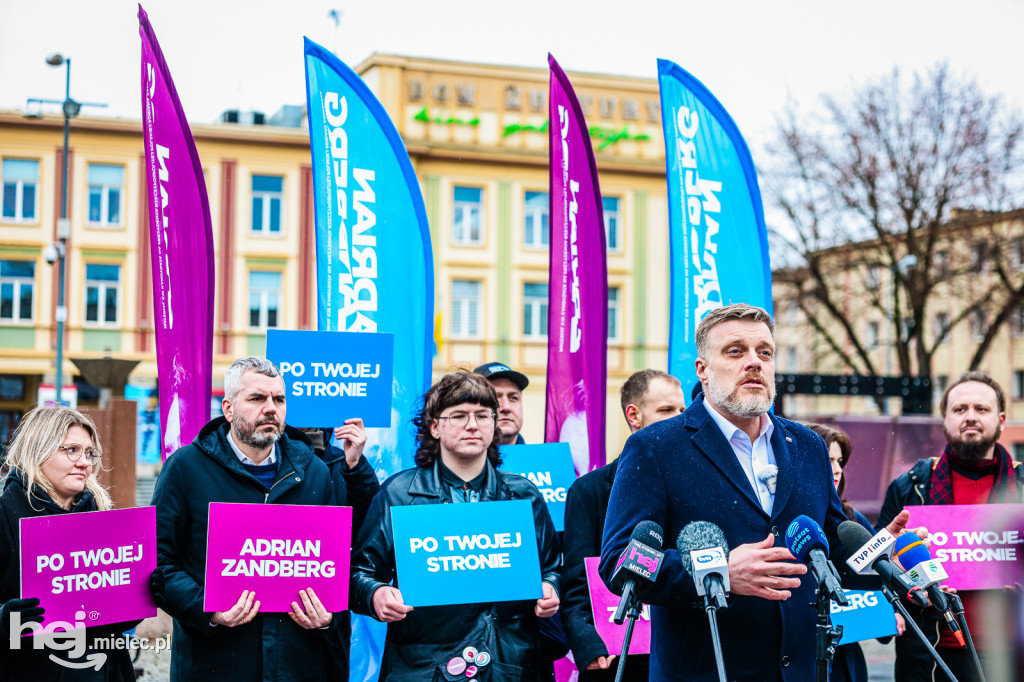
[831,590,898,644]
[266,329,394,428]
[658,59,773,401]
[499,443,577,532]
[391,500,542,607]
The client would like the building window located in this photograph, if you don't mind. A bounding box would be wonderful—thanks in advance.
[0,260,34,322]
[931,249,950,279]
[934,374,948,410]
[87,164,124,226]
[251,175,283,234]
[608,286,621,341]
[786,346,798,371]
[2,158,38,222]
[84,264,120,325]
[933,312,950,345]
[523,283,548,340]
[451,280,481,338]
[1012,305,1024,338]
[248,271,281,329]
[1011,236,1024,271]
[971,241,988,274]
[1014,370,1024,401]
[865,265,880,292]
[523,191,549,248]
[603,196,621,251]
[453,186,483,245]
[970,307,988,342]
[901,317,915,341]
[866,321,880,350]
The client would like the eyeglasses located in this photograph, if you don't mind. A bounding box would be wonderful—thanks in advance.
[438,411,496,428]
[57,444,100,465]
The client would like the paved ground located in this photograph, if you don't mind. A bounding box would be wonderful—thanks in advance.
[864,638,897,681]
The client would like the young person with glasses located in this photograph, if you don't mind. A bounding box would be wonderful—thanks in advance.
[350,370,562,680]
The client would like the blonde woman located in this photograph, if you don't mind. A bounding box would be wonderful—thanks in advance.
[0,405,137,681]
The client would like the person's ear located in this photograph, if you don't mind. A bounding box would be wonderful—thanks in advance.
[625,404,643,431]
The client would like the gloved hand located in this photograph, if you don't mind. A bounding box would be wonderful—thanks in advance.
[0,597,45,638]
[150,570,166,608]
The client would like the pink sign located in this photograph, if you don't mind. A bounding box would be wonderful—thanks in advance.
[20,507,157,630]
[204,503,351,613]
[584,557,651,655]
[907,504,1024,590]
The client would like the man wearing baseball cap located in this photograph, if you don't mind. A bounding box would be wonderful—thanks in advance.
[474,362,529,445]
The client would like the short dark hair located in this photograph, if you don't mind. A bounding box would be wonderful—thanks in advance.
[620,369,679,418]
[939,371,1005,415]
[413,371,501,468]
[695,304,774,360]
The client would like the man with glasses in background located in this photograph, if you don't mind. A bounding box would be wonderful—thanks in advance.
[350,371,562,680]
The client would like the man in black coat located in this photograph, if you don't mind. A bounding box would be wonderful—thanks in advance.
[151,356,335,682]
[562,369,686,679]
[600,304,910,682]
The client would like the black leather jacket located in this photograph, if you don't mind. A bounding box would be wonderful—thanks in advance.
[350,458,561,681]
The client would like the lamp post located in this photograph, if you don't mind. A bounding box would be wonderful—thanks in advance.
[48,53,77,406]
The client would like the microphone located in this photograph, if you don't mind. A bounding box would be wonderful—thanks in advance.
[610,521,665,624]
[678,521,730,611]
[892,533,965,647]
[785,515,848,605]
[838,522,928,608]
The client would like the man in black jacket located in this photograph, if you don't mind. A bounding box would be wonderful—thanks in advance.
[152,356,335,682]
[350,371,561,681]
[877,371,1023,682]
[562,369,686,679]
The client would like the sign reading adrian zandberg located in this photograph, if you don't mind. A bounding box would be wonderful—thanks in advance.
[266,329,394,428]
[499,443,577,531]
[20,507,157,629]
[204,503,351,612]
[907,503,1024,590]
[391,500,542,607]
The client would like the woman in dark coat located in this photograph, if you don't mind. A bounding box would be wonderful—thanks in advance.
[0,405,138,681]
[808,423,905,682]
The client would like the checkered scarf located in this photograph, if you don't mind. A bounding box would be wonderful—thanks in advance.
[928,442,1019,505]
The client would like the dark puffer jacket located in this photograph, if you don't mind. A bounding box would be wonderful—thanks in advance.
[151,417,334,682]
[0,471,138,681]
[350,459,561,681]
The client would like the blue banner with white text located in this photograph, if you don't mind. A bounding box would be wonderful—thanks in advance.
[658,59,772,400]
[304,37,434,681]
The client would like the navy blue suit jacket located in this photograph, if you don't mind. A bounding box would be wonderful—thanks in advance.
[599,396,846,682]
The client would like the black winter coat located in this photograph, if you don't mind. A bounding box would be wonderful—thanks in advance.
[0,471,138,682]
[350,458,562,681]
[151,417,335,682]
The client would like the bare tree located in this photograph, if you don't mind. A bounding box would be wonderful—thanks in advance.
[766,62,1024,382]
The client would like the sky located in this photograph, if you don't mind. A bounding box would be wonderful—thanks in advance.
[2,0,1023,157]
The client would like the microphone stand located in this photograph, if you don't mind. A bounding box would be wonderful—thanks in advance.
[948,593,986,682]
[814,582,844,682]
[613,595,641,682]
[703,596,728,682]
[880,583,959,682]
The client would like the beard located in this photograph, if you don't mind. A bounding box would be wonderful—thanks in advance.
[234,413,283,449]
[943,423,1001,466]
[705,368,776,419]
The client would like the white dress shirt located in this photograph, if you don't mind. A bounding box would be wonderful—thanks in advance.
[703,400,776,514]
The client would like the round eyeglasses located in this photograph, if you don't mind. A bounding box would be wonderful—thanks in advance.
[57,444,100,465]
[438,411,496,428]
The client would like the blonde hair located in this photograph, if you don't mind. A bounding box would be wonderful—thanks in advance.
[5,406,112,511]
[695,303,775,360]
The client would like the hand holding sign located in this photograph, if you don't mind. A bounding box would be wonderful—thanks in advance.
[288,587,332,629]
[372,586,413,622]
[211,590,260,627]
[535,581,559,617]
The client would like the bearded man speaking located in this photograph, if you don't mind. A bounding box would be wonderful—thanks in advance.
[600,303,910,682]
[878,371,1024,682]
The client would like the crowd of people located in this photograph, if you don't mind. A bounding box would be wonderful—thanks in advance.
[0,303,1020,681]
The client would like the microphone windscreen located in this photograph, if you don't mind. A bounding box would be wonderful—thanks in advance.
[837,520,873,554]
[677,521,730,575]
[784,515,829,562]
[630,520,665,550]
[892,533,931,571]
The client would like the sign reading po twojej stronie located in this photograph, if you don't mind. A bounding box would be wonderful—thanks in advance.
[266,329,394,427]
[204,503,352,612]
[20,506,157,631]
[391,500,542,607]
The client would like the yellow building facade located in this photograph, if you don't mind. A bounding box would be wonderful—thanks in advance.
[0,54,672,461]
